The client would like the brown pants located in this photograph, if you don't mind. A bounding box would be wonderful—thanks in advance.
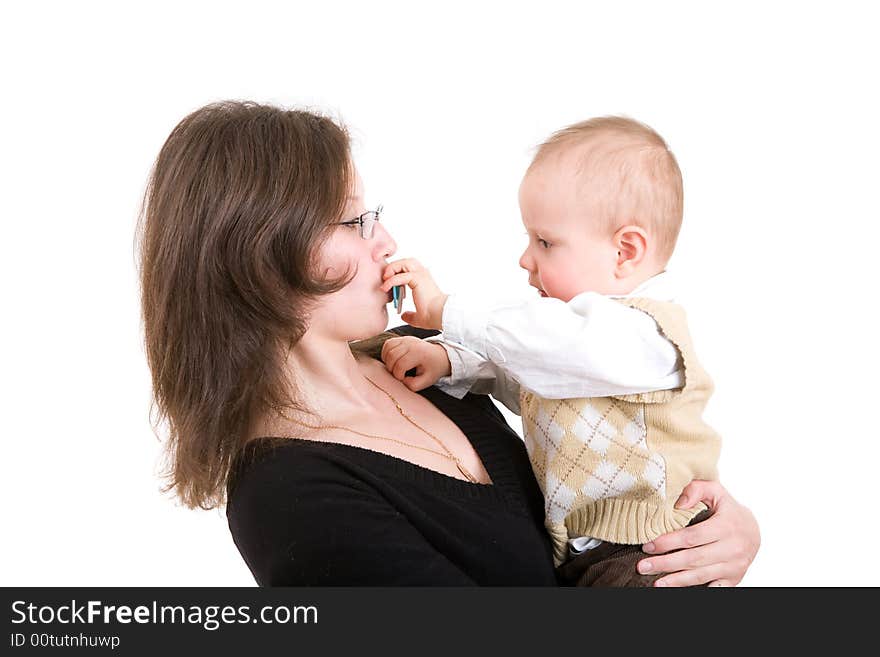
[555,509,713,587]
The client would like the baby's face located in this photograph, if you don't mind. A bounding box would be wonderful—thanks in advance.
[518,159,619,301]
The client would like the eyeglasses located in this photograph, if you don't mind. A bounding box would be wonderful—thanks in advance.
[334,204,383,240]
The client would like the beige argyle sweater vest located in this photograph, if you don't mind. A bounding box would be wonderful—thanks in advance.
[519,297,721,565]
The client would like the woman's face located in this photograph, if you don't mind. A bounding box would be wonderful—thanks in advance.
[310,170,398,342]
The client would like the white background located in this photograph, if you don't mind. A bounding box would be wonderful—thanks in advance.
[3,1,878,587]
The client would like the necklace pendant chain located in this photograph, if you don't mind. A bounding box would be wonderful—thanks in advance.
[455,462,474,482]
[274,376,480,484]
[364,377,479,484]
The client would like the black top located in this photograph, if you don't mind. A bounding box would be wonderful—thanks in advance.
[226,328,558,586]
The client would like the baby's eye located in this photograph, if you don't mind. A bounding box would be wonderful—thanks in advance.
[538,238,551,249]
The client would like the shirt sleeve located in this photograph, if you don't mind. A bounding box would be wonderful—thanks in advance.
[425,334,523,415]
[441,291,684,399]
[227,449,477,586]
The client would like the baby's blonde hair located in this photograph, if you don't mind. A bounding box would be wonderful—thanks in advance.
[529,116,684,265]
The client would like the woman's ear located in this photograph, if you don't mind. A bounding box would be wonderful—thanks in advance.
[613,224,649,278]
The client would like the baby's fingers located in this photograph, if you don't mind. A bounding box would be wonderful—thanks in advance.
[382,258,425,281]
[380,337,405,366]
[401,368,434,392]
[382,339,419,375]
[380,272,420,292]
[389,350,423,381]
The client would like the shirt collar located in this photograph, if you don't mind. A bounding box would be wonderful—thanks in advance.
[610,270,675,302]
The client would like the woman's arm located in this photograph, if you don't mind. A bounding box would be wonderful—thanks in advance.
[635,480,760,587]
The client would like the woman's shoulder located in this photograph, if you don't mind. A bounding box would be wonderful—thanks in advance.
[226,438,386,552]
[227,437,364,502]
[225,438,389,585]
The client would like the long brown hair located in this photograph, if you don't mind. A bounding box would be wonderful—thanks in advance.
[137,101,353,509]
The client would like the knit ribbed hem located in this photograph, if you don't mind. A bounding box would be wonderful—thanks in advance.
[549,498,708,564]
[547,525,571,566]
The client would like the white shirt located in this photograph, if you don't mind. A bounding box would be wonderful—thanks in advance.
[429,272,684,416]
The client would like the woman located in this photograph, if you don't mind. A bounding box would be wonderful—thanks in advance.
[138,101,759,586]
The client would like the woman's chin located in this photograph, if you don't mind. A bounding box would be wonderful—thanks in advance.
[375,304,391,330]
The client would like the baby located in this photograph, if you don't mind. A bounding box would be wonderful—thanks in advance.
[380,116,720,587]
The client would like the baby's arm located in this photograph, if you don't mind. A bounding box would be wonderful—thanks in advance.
[380,257,682,400]
[427,337,524,414]
[441,291,683,399]
[381,335,523,414]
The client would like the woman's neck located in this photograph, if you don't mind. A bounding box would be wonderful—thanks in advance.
[281,331,385,421]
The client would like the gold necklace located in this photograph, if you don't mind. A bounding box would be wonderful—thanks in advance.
[273,376,479,484]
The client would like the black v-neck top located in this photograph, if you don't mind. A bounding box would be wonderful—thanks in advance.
[226,333,557,586]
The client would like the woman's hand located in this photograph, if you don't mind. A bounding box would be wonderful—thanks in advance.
[637,480,760,587]
[381,258,448,330]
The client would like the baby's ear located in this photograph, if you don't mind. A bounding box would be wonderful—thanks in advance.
[613,224,649,276]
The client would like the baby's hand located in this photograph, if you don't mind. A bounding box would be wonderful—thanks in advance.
[380,258,448,330]
[381,336,452,391]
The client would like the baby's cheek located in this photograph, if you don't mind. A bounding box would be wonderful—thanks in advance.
[539,282,559,301]
[542,266,582,302]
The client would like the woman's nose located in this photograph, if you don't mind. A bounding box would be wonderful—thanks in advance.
[372,222,397,261]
